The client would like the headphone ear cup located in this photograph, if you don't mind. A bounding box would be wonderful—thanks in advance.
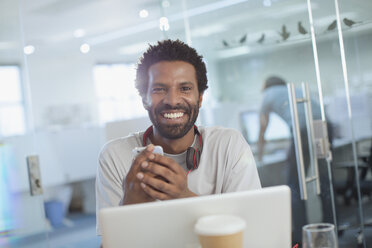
[186,148,195,170]
[194,150,201,170]
[186,147,201,170]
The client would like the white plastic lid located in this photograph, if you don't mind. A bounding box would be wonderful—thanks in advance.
[194,214,246,236]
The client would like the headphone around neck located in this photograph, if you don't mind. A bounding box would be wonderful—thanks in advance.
[143,125,203,171]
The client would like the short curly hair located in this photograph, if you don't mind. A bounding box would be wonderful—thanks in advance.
[135,39,208,98]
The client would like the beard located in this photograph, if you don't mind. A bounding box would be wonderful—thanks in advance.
[147,100,199,140]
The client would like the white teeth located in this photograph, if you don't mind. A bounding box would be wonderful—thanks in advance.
[163,112,184,119]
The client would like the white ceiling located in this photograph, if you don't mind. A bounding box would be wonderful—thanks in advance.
[1,0,371,62]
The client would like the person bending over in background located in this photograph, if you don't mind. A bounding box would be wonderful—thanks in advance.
[96,39,261,235]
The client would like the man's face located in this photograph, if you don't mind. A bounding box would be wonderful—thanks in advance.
[143,61,203,139]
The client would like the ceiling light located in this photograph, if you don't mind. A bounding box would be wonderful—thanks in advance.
[159,17,169,31]
[162,0,170,8]
[24,45,35,55]
[139,9,149,18]
[74,29,86,38]
[80,43,90,54]
[159,17,169,25]
[263,0,272,7]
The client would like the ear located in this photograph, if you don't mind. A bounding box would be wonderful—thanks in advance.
[142,97,150,110]
[198,93,203,108]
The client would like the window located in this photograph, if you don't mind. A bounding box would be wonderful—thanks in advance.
[93,64,147,125]
[0,66,26,137]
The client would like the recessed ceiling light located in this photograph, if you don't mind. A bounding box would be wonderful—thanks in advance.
[74,29,86,38]
[162,0,170,8]
[159,17,170,31]
[139,9,148,18]
[24,45,35,55]
[263,0,272,7]
[80,43,90,54]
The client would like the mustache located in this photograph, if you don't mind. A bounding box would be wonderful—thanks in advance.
[155,103,191,115]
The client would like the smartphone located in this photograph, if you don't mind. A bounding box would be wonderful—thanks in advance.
[132,145,164,157]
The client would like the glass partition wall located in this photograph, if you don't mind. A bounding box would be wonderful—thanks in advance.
[188,0,343,245]
[186,0,369,247]
[1,0,369,247]
[3,0,184,247]
[332,0,372,246]
[0,0,51,247]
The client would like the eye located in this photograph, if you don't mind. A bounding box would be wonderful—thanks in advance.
[152,87,166,93]
[181,86,192,92]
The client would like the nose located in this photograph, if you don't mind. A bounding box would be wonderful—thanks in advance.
[163,88,181,107]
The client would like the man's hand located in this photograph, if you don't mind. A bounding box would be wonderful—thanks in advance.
[122,145,158,205]
[136,154,197,200]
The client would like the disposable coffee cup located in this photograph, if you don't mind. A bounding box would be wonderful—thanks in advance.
[194,214,246,248]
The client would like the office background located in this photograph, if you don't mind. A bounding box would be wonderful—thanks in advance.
[0,0,371,247]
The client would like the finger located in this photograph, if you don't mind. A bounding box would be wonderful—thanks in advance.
[138,172,176,196]
[132,144,155,166]
[149,153,184,174]
[140,182,170,201]
[141,161,177,184]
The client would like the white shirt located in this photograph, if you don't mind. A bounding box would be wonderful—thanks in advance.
[96,126,261,235]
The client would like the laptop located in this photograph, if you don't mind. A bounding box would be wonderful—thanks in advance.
[100,185,291,248]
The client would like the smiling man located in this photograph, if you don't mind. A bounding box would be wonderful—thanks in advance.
[95,40,261,235]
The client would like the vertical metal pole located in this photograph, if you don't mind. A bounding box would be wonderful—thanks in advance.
[307,0,339,236]
[17,1,51,247]
[334,0,366,246]
[182,0,192,46]
[288,83,308,200]
[306,0,326,121]
[326,159,338,233]
[302,82,321,195]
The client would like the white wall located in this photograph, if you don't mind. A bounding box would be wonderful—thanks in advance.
[26,54,99,130]
[4,126,105,193]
